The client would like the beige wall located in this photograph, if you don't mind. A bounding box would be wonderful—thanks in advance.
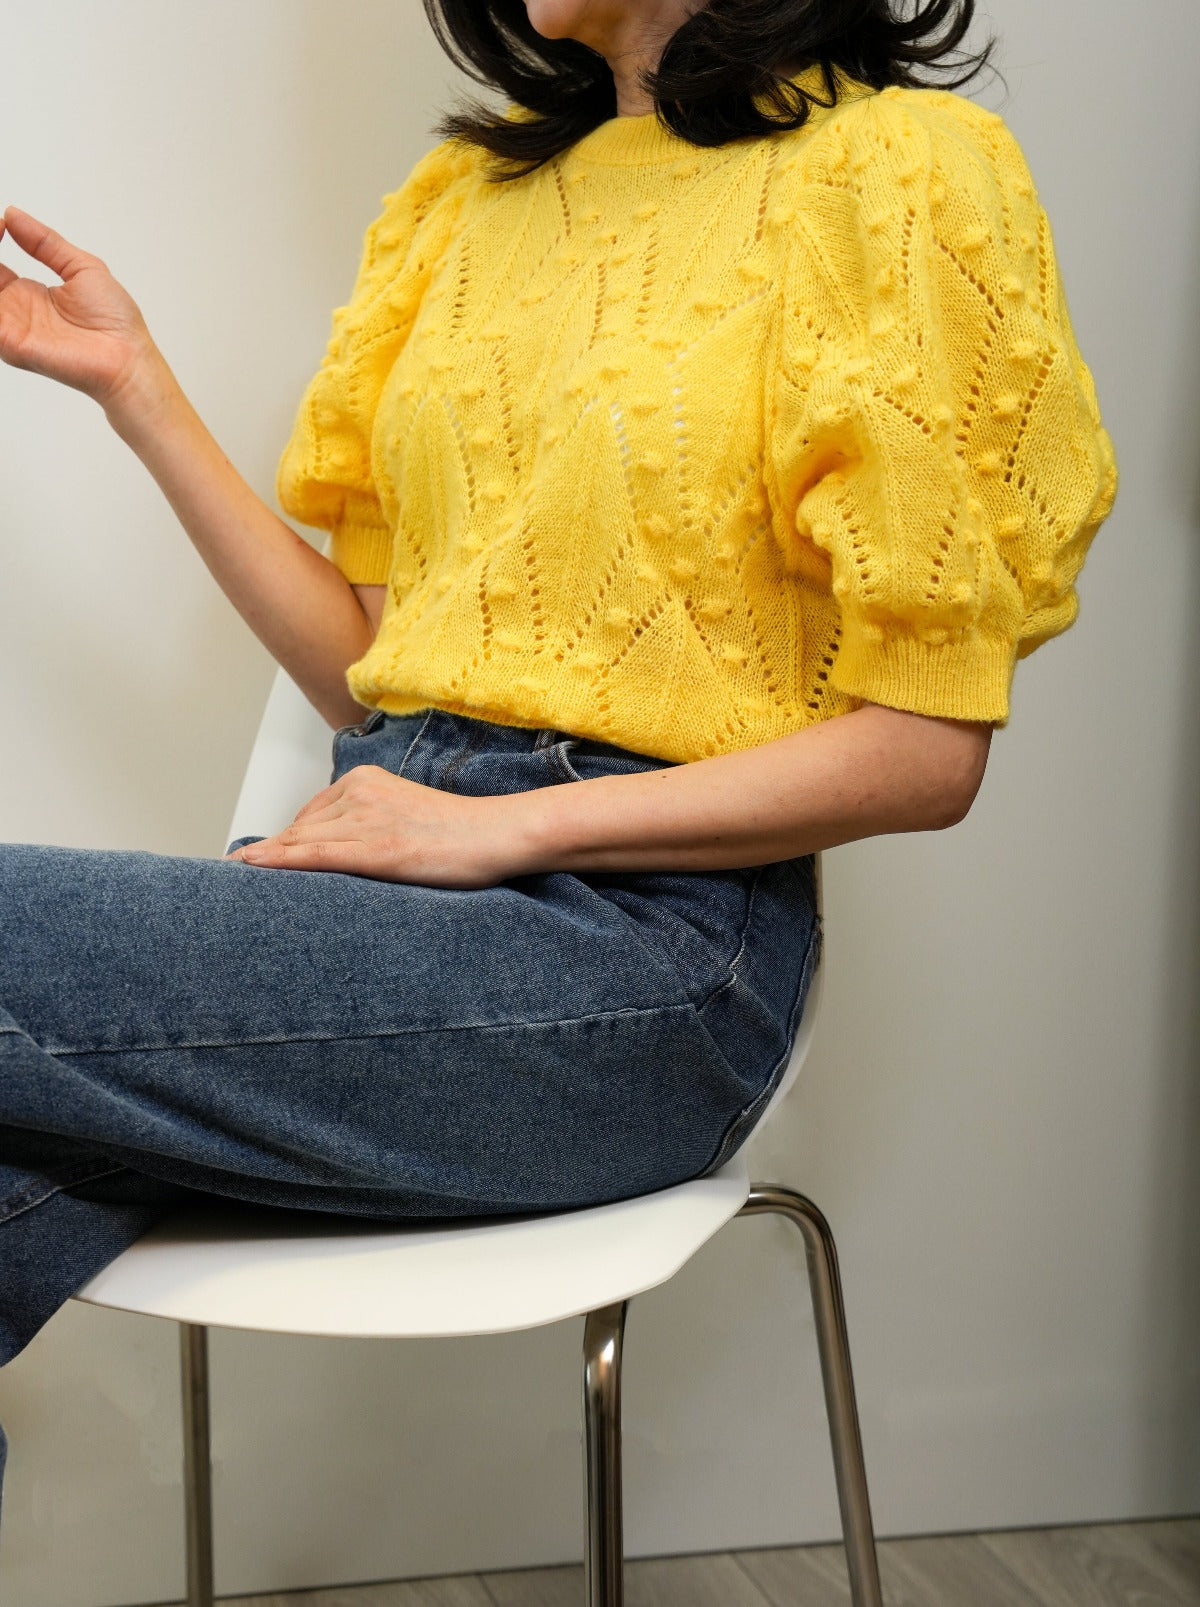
[0,2,1197,1603]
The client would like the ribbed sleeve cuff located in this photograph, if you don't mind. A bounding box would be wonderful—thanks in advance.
[831,623,1017,725]
[329,499,394,585]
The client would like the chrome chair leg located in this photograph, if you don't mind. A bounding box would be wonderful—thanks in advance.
[739,1185,884,1607]
[179,1322,215,1607]
[582,1300,629,1607]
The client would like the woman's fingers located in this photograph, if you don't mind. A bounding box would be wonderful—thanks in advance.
[289,766,400,823]
[226,807,348,858]
[221,788,350,860]
[2,206,97,281]
[291,780,344,821]
[0,217,16,292]
[242,837,367,872]
[229,830,374,878]
[280,802,347,834]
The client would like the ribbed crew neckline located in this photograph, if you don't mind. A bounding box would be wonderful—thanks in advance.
[565,63,866,166]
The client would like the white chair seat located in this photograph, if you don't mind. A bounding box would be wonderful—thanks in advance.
[74,1155,749,1339]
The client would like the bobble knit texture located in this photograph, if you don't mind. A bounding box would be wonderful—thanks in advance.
[278,67,1118,762]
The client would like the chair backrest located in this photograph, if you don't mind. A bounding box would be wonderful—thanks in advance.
[225,665,334,847]
[226,665,825,1132]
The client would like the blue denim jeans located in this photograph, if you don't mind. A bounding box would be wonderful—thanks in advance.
[0,709,821,1510]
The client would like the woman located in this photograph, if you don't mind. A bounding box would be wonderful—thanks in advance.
[0,0,1116,1508]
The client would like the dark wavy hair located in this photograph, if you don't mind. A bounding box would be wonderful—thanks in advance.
[422,0,999,183]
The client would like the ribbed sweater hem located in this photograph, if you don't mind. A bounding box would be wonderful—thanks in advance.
[330,518,394,586]
[831,627,1017,726]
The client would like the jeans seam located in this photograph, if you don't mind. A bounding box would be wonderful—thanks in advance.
[35,1000,702,1059]
[579,864,766,1016]
[0,1162,128,1226]
[435,724,490,794]
[699,906,824,1175]
[396,707,435,779]
[690,863,767,1012]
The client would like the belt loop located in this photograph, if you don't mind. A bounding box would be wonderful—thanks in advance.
[532,728,558,752]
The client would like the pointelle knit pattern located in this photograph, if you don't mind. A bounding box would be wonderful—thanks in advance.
[276,65,1118,763]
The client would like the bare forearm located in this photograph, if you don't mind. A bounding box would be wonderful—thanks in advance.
[105,351,371,728]
[517,704,990,874]
[226,701,992,886]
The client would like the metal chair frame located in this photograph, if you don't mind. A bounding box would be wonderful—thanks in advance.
[175,1181,882,1607]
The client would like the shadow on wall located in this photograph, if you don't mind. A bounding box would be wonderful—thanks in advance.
[1137,164,1200,1505]
[289,0,478,279]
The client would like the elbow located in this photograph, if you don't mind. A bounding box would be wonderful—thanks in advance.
[854,702,995,835]
[924,721,994,830]
[928,790,975,831]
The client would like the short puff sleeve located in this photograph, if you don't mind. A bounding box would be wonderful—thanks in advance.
[276,138,471,584]
[768,88,1119,725]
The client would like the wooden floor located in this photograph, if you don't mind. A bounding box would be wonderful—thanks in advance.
[205,1517,1200,1606]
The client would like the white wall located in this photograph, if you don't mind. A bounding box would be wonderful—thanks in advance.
[0,3,1196,1603]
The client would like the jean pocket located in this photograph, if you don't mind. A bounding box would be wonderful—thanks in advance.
[546,738,584,784]
[546,736,676,786]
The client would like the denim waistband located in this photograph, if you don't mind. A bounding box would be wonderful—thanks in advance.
[331,707,681,798]
[332,706,676,783]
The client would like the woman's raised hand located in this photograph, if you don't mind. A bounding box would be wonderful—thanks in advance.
[0,206,159,411]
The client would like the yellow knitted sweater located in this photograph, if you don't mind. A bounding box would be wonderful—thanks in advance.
[277,66,1118,762]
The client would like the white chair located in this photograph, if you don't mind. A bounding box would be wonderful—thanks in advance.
[73,665,884,1607]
